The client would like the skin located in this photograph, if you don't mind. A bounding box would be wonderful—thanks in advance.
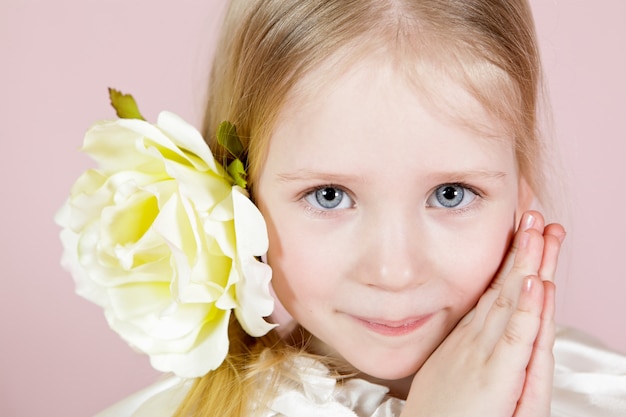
[403,214,563,416]
[255,53,565,415]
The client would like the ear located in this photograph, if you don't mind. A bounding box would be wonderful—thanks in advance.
[514,176,535,229]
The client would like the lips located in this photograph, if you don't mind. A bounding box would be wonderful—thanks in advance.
[351,314,433,337]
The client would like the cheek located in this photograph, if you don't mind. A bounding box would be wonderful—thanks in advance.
[437,214,514,306]
[255,190,325,321]
[263,213,327,316]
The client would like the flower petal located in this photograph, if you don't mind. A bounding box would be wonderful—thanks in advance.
[57,111,275,378]
[149,309,231,377]
[156,111,221,173]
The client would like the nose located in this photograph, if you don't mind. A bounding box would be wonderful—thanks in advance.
[353,211,428,291]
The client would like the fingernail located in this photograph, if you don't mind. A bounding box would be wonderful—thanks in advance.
[524,276,534,293]
[522,213,535,231]
[557,231,566,243]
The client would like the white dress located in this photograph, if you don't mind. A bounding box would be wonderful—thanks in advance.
[95,327,626,417]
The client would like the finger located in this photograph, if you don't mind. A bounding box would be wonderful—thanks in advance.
[489,275,544,377]
[509,226,545,279]
[461,212,544,329]
[490,211,545,293]
[514,281,556,417]
[465,223,544,332]
[538,223,566,282]
[477,226,544,348]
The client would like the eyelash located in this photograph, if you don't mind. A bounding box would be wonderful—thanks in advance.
[298,182,484,218]
[299,184,355,218]
[426,182,484,215]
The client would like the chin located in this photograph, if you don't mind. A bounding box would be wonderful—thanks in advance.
[349,353,424,381]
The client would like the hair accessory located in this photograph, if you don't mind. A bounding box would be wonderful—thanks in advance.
[56,89,276,378]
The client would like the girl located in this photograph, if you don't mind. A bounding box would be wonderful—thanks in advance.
[57,0,626,416]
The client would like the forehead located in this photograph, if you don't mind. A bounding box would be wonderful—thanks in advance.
[266,52,516,178]
[278,48,511,139]
[281,46,512,142]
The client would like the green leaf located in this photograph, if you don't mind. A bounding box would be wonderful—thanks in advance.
[216,121,244,159]
[227,159,247,188]
[108,88,145,120]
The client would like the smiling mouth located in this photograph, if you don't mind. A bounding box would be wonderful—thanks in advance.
[353,315,432,336]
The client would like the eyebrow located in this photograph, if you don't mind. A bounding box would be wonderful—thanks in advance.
[276,169,507,183]
[276,170,366,184]
[425,170,508,182]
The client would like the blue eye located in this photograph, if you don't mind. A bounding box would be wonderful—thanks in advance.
[427,184,477,209]
[305,186,353,210]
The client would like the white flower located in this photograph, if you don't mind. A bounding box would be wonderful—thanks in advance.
[56,111,275,378]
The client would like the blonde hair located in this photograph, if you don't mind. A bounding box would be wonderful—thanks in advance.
[176,0,547,415]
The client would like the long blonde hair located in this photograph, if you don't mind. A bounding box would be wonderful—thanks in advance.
[176,0,545,415]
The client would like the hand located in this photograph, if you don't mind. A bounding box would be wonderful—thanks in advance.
[400,211,566,417]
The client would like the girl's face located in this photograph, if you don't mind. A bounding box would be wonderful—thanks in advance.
[256,54,530,382]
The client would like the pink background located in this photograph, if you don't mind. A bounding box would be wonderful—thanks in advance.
[2,1,625,416]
